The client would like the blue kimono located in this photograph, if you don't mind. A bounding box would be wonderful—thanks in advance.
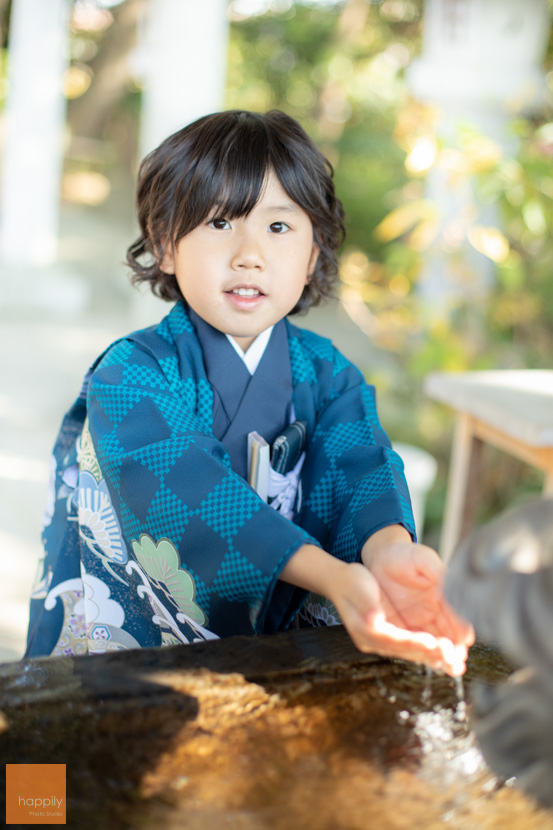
[25,301,415,658]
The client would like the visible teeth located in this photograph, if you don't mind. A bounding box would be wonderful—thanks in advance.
[232,288,259,297]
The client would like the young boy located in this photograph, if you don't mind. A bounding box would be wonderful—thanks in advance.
[25,110,473,674]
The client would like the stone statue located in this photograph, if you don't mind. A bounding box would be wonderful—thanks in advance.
[445,497,553,808]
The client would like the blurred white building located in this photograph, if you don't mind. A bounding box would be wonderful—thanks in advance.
[407,0,551,314]
[0,0,229,297]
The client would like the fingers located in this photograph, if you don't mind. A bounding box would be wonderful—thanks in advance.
[438,599,476,647]
[378,542,475,649]
[425,585,475,647]
[350,612,470,677]
[334,553,473,676]
[376,585,475,652]
[435,637,470,677]
[413,544,475,647]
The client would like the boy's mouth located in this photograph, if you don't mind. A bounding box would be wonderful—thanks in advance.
[224,284,266,310]
[225,285,265,298]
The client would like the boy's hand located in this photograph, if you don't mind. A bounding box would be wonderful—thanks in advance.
[328,559,472,677]
[280,532,475,677]
[358,526,475,675]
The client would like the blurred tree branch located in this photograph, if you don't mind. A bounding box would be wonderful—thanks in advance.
[67,0,146,141]
[0,0,10,48]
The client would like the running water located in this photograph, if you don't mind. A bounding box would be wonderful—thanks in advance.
[421,665,433,706]
[454,676,467,723]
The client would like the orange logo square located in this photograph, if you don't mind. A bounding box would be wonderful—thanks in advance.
[6,764,66,825]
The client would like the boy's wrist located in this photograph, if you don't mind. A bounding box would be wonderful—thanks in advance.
[361,524,412,570]
[279,543,349,597]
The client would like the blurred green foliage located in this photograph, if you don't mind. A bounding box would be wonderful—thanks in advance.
[227,0,421,258]
[483,126,553,368]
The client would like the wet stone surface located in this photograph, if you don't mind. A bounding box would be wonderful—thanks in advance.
[1,626,552,830]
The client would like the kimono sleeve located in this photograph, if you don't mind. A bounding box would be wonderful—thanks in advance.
[85,339,317,642]
[298,369,416,561]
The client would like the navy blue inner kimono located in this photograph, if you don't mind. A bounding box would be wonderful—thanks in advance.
[188,307,294,480]
[25,301,415,658]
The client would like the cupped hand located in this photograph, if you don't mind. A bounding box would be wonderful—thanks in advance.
[365,539,475,650]
[330,540,474,676]
[280,535,474,676]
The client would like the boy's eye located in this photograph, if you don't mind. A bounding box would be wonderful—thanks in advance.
[269,222,290,234]
[209,217,230,230]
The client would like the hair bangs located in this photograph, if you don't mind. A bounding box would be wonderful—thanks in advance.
[172,114,273,241]
[211,152,269,222]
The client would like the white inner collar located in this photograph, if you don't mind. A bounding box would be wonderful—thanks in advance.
[226,326,274,375]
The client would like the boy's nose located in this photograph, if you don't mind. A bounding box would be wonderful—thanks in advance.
[230,231,265,271]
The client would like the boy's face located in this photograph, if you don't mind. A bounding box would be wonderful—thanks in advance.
[160,171,319,352]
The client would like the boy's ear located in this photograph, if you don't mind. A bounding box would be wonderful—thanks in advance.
[159,241,176,275]
[307,243,320,280]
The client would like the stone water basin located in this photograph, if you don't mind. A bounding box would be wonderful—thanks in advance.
[1,625,552,829]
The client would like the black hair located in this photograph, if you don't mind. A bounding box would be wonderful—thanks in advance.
[127,109,345,313]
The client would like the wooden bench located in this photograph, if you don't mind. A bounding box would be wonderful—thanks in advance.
[424,370,553,562]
